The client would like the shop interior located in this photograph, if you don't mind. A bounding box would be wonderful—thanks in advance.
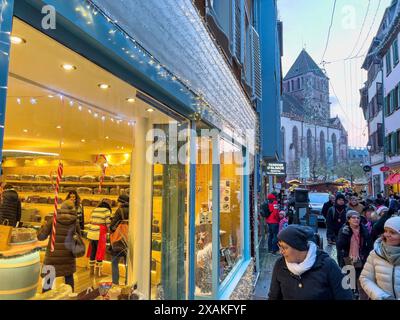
[0,18,185,299]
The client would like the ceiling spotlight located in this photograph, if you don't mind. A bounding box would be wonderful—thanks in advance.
[88,109,92,114]
[69,100,74,106]
[98,83,110,90]
[30,98,37,105]
[126,98,135,103]
[94,113,98,118]
[110,118,114,122]
[78,105,82,111]
[146,108,154,113]
[101,116,106,121]
[105,136,109,139]
[81,139,86,143]
[56,125,62,129]
[23,129,28,133]
[17,98,21,105]
[62,64,77,71]
[48,95,54,98]
[10,36,26,45]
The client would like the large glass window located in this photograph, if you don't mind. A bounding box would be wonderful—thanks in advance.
[1,18,188,300]
[194,134,213,296]
[219,139,243,283]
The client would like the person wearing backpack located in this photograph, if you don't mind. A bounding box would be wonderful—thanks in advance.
[265,193,280,254]
[109,194,130,285]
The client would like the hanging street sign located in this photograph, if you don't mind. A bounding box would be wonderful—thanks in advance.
[265,162,286,176]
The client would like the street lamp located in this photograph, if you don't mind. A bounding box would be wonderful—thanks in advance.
[366,141,372,152]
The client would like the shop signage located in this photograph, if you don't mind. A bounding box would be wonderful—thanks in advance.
[265,162,286,176]
[380,166,390,172]
[363,165,372,173]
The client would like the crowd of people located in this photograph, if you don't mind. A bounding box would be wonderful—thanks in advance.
[261,190,400,300]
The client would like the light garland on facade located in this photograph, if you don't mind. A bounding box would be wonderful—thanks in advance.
[85,0,254,144]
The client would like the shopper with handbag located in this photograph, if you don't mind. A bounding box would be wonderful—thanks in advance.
[109,194,129,285]
[86,200,111,277]
[37,200,82,292]
[336,210,373,299]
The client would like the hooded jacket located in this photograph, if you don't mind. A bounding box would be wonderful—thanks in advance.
[359,238,400,300]
[0,189,21,227]
[37,208,81,277]
[268,250,353,300]
[265,194,280,224]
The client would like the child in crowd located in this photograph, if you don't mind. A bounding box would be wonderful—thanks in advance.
[278,210,288,233]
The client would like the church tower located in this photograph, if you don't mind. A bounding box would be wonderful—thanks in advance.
[282,49,330,123]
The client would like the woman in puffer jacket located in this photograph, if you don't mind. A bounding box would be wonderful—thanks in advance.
[360,216,400,300]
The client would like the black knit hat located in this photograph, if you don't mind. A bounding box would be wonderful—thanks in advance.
[117,194,129,203]
[277,225,314,251]
[335,193,346,202]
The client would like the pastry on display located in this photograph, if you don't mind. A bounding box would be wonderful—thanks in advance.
[113,175,130,182]
[80,175,96,182]
[21,175,35,181]
[10,227,38,244]
[35,175,51,181]
[6,174,20,180]
[77,187,93,195]
[64,175,80,182]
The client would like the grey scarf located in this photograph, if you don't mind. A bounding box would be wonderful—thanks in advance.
[380,241,400,266]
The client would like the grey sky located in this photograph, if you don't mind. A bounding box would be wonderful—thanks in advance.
[278,0,391,147]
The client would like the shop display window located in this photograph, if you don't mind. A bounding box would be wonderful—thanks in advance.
[194,134,213,296]
[219,139,243,283]
[150,124,190,300]
[0,18,184,299]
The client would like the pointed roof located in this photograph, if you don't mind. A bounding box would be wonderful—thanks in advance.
[284,49,328,80]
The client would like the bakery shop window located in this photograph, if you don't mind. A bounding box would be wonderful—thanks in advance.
[194,133,213,297]
[219,139,243,283]
[0,18,181,299]
[150,122,190,300]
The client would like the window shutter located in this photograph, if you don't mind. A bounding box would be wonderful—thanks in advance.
[251,26,262,100]
[233,0,241,62]
[377,124,383,147]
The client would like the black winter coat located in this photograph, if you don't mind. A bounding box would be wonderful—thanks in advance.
[0,189,21,227]
[336,223,373,269]
[37,208,81,277]
[268,250,353,300]
[321,201,333,219]
[326,206,348,236]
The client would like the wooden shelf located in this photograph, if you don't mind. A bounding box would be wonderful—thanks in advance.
[18,192,119,199]
[6,180,130,186]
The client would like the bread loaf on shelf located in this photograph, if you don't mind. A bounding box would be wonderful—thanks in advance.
[77,187,93,195]
[21,175,35,181]
[113,175,130,182]
[6,174,20,180]
[80,175,96,182]
[97,175,113,182]
[109,188,119,195]
[35,175,51,181]
[64,175,80,182]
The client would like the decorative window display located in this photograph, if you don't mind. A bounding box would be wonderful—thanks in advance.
[219,139,243,283]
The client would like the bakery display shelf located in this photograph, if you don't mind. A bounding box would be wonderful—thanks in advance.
[19,192,119,199]
[6,180,130,186]
[22,202,106,210]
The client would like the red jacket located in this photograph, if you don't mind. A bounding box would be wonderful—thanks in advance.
[266,200,280,224]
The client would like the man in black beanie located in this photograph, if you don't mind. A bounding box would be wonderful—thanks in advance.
[326,193,348,245]
[268,225,353,300]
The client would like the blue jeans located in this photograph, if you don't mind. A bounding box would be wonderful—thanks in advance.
[267,223,279,253]
[112,253,127,285]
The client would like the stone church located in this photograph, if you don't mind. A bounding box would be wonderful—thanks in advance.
[281,49,348,180]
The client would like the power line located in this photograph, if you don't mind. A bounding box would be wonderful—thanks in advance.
[321,0,337,64]
[352,0,383,59]
[346,0,372,59]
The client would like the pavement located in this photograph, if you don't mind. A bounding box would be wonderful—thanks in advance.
[252,227,337,300]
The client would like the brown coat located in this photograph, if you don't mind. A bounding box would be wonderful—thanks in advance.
[37,209,81,277]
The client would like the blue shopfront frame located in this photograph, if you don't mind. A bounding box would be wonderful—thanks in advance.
[0,0,251,300]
